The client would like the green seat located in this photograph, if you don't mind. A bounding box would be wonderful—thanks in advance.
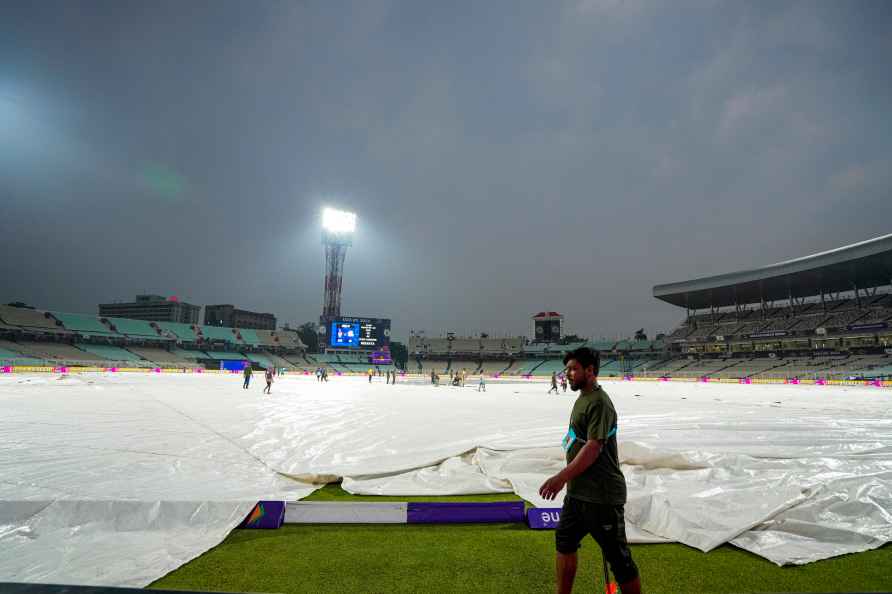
[52,312,117,336]
[156,322,199,341]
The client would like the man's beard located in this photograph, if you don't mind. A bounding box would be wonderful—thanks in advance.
[570,380,583,391]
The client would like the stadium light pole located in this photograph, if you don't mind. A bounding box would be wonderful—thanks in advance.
[320,207,356,326]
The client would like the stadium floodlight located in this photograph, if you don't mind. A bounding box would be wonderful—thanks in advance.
[322,208,356,234]
[320,207,357,324]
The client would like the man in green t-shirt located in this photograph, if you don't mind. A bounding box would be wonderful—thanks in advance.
[539,347,641,594]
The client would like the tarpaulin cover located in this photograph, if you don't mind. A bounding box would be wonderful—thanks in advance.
[2,372,890,588]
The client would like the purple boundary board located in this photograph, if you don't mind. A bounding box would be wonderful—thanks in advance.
[526,507,562,529]
[407,501,524,524]
[238,501,286,529]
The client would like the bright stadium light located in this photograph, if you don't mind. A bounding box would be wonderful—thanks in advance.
[322,208,356,234]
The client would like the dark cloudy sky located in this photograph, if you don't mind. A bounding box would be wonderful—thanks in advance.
[2,1,891,341]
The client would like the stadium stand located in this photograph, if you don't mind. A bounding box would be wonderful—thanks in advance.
[9,341,106,362]
[203,350,247,360]
[511,360,545,375]
[417,359,450,374]
[275,331,306,349]
[173,348,209,360]
[125,346,197,366]
[155,322,199,341]
[255,330,280,347]
[532,359,565,376]
[246,352,275,368]
[235,328,261,347]
[102,317,167,340]
[0,340,43,364]
[261,351,297,369]
[654,235,892,372]
[199,325,240,344]
[51,311,118,337]
[479,360,511,374]
[75,343,145,362]
[0,305,68,334]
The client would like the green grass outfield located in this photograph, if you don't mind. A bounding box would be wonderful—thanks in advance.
[150,485,891,594]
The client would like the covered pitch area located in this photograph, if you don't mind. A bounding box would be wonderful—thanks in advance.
[1,371,890,592]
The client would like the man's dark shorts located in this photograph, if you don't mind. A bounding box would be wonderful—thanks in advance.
[555,496,639,583]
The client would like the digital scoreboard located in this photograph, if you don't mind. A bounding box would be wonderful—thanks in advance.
[328,316,391,349]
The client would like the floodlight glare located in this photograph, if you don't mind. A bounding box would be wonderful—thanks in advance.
[322,208,356,233]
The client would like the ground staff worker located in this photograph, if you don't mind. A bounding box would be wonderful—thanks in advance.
[539,347,641,594]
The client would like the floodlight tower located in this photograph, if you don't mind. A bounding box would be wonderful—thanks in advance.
[321,208,356,323]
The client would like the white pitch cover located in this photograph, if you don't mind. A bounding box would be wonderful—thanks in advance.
[1,372,890,588]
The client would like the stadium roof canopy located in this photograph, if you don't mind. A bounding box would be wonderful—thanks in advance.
[653,233,892,309]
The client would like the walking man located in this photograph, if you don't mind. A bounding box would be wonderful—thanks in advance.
[478,373,486,392]
[538,347,641,594]
[243,364,252,389]
[263,367,273,394]
[549,371,559,394]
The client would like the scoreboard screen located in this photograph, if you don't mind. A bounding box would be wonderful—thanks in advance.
[329,317,391,349]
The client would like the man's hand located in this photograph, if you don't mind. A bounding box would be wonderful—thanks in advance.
[538,473,567,501]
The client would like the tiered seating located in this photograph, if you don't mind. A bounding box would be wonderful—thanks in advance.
[155,322,199,341]
[418,359,450,374]
[255,330,279,347]
[666,325,693,341]
[260,351,297,369]
[102,317,166,340]
[199,325,240,344]
[75,344,145,362]
[821,309,868,329]
[675,358,736,377]
[0,306,68,333]
[716,358,786,378]
[788,314,827,332]
[10,342,105,362]
[337,352,367,364]
[856,308,892,324]
[275,331,305,349]
[125,346,196,365]
[479,360,510,373]
[312,353,347,371]
[626,340,658,352]
[449,338,481,354]
[503,338,523,353]
[643,358,697,375]
[481,339,508,354]
[532,359,565,376]
[589,340,618,352]
[203,350,246,360]
[294,354,319,372]
[450,363,478,376]
[172,349,208,360]
[246,352,275,368]
[0,340,42,364]
[51,312,117,337]
[235,328,262,347]
[511,360,545,375]
[523,343,548,355]
[668,295,892,342]
[685,325,716,338]
[424,338,451,355]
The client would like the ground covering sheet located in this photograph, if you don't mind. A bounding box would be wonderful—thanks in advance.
[1,372,889,586]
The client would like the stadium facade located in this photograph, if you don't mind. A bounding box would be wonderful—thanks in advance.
[2,235,891,380]
[655,233,892,356]
[204,304,277,330]
[99,294,201,324]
